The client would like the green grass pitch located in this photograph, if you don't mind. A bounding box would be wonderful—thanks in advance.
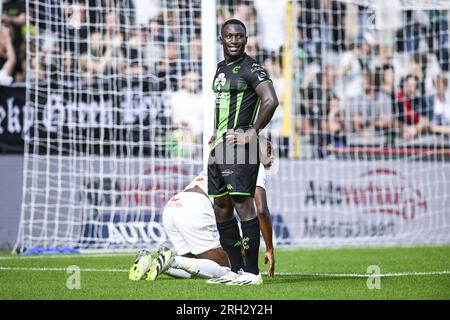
[0,245,449,300]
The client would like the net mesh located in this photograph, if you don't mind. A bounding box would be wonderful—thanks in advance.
[15,0,203,252]
[217,0,450,247]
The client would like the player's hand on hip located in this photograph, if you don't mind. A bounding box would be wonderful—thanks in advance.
[264,249,275,277]
[226,127,257,146]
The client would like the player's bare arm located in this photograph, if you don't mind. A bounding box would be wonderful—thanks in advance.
[255,186,275,277]
[226,81,278,145]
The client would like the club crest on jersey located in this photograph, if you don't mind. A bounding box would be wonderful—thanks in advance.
[214,73,226,90]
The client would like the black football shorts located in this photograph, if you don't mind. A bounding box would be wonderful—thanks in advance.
[207,139,260,197]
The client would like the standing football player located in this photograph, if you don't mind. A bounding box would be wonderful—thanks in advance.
[207,19,278,285]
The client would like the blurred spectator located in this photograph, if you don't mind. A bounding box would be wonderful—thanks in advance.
[0,25,16,85]
[374,63,397,144]
[394,74,431,140]
[246,36,265,65]
[374,0,403,47]
[132,0,161,26]
[181,35,202,77]
[324,0,347,52]
[27,40,46,82]
[13,45,26,83]
[298,0,346,60]
[144,18,165,74]
[349,73,393,138]
[293,46,308,88]
[322,64,338,100]
[429,75,450,135]
[348,73,375,135]
[80,31,113,80]
[335,33,372,99]
[301,58,321,91]
[303,63,338,103]
[427,10,449,71]
[63,1,89,53]
[121,31,146,77]
[375,63,396,96]
[2,0,25,77]
[296,86,325,156]
[321,94,347,148]
[254,0,286,56]
[165,8,181,42]
[169,69,203,157]
[232,1,258,37]
[157,39,180,91]
[410,53,435,98]
[102,0,135,27]
[263,54,284,146]
[395,10,427,54]
[61,50,75,83]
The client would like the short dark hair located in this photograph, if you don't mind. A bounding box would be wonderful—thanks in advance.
[221,19,247,36]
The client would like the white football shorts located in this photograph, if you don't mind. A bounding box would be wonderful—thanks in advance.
[162,191,221,256]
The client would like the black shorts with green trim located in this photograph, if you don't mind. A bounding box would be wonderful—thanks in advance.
[207,140,260,198]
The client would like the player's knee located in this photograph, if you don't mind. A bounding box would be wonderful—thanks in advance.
[233,200,247,213]
[198,248,230,267]
[235,205,256,221]
[232,197,255,219]
[213,205,233,222]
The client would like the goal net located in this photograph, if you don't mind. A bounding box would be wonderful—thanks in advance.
[217,0,450,247]
[14,0,204,253]
[14,0,450,253]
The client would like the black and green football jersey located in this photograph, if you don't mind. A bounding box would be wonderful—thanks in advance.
[212,53,272,147]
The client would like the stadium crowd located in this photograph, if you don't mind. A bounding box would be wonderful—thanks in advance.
[1,0,450,158]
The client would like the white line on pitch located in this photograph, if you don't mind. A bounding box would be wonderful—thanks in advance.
[274,271,450,277]
[0,266,128,273]
[0,267,449,277]
[0,253,135,260]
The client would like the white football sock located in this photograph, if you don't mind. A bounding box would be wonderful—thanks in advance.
[165,267,192,279]
[172,256,230,279]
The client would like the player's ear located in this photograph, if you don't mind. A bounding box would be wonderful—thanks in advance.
[218,35,223,44]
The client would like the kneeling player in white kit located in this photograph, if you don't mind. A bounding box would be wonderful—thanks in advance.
[129,140,275,283]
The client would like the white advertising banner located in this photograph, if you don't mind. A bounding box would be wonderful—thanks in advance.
[16,156,450,251]
[266,160,450,247]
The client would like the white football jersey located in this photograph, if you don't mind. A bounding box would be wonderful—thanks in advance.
[256,164,267,190]
[183,170,208,195]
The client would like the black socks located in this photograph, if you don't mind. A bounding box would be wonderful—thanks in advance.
[217,216,261,275]
[240,216,261,275]
[216,217,245,273]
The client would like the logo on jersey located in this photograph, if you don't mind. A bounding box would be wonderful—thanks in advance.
[256,71,267,81]
[251,63,263,72]
[214,73,226,90]
[221,169,234,176]
[166,196,182,208]
[232,66,241,74]
[251,63,267,82]
[209,227,219,238]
